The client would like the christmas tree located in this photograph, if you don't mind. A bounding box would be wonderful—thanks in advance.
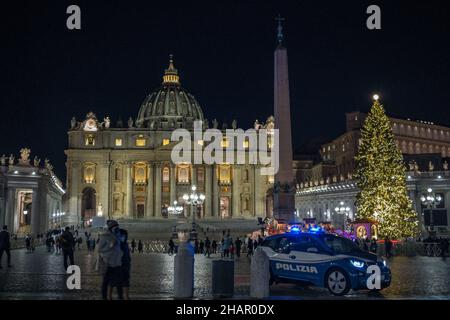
[354,97,418,239]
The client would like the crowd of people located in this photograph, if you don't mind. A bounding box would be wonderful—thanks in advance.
[169,231,266,260]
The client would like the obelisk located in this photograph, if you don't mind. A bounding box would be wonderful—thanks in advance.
[273,15,295,224]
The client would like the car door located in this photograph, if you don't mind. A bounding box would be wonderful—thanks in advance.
[287,235,333,284]
[266,236,299,280]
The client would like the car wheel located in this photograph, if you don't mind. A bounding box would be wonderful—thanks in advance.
[325,268,350,296]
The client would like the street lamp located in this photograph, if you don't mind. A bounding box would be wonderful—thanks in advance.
[182,185,205,240]
[335,201,351,230]
[420,188,442,236]
[168,200,184,216]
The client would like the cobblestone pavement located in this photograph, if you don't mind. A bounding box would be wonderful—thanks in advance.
[1,246,450,300]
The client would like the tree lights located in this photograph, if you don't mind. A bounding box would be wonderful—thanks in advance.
[354,97,418,239]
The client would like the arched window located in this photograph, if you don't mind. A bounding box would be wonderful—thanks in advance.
[134,163,148,184]
[114,166,122,181]
[218,164,231,185]
[244,168,249,182]
[177,164,190,184]
[163,166,170,183]
[415,143,421,154]
[83,163,96,184]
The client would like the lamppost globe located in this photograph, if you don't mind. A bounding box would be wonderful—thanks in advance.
[421,187,442,236]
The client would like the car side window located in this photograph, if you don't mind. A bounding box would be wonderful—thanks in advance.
[292,236,320,252]
[277,237,293,253]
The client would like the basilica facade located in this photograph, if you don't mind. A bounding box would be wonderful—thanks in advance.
[65,58,276,225]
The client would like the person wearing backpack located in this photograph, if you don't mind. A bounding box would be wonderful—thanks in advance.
[60,227,75,270]
[97,220,123,300]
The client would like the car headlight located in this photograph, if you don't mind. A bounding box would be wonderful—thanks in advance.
[350,259,365,268]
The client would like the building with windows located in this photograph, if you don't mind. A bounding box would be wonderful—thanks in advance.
[0,149,65,236]
[64,58,278,225]
[295,112,450,236]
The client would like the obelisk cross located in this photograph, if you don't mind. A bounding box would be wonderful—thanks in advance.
[275,15,285,44]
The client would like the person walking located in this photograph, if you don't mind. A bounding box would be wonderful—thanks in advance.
[230,243,235,259]
[384,237,393,258]
[204,237,211,258]
[97,220,124,300]
[194,239,199,254]
[199,240,204,254]
[0,225,12,269]
[25,235,31,252]
[246,237,254,257]
[168,238,175,255]
[235,237,242,258]
[77,236,83,250]
[212,239,217,254]
[118,228,131,300]
[138,240,143,254]
[60,227,75,270]
[131,239,136,253]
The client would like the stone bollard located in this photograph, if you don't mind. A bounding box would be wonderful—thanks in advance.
[250,247,270,299]
[212,259,234,298]
[174,241,195,298]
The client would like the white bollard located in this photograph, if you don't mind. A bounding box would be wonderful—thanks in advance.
[250,247,270,299]
[174,241,195,298]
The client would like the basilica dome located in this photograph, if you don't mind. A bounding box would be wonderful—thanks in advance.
[136,56,205,130]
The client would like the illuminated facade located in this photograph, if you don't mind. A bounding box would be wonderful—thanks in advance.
[65,58,277,224]
[295,113,450,236]
[0,149,65,236]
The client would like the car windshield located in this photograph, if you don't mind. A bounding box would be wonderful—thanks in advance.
[323,235,361,254]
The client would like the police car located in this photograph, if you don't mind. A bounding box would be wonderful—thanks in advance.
[260,228,391,296]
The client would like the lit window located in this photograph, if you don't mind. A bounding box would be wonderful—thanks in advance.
[162,167,170,183]
[85,134,95,146]
[134,163,147,184]
[115,138,123,147]
[218,164,231,185]
[198,140,204,146]
[243,139,249,149]
[163,138,170,146]
[83,163,96,184]
[221,138,229,148]
[177,164,190,184]
[136,135,146,147]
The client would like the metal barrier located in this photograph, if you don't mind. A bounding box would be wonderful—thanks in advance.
[144,241,169,253]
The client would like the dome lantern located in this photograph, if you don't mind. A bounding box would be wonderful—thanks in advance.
[162,54,180,85]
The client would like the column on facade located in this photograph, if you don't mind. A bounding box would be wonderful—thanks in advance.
[204,165,212,218]
[170,163,176,206]
[31,189,41,236]
[232,165,240,217]
[70,161,81,225]
[191,165,197,186]
[100,161,111,217]
[126,162,133,218]
[154,162,162,218]
[212,164,219,218]
[146,162,154,218]
[255,165,265,217]
[5,188,15,232]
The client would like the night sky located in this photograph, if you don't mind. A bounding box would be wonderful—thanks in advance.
[1,0,450,183]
